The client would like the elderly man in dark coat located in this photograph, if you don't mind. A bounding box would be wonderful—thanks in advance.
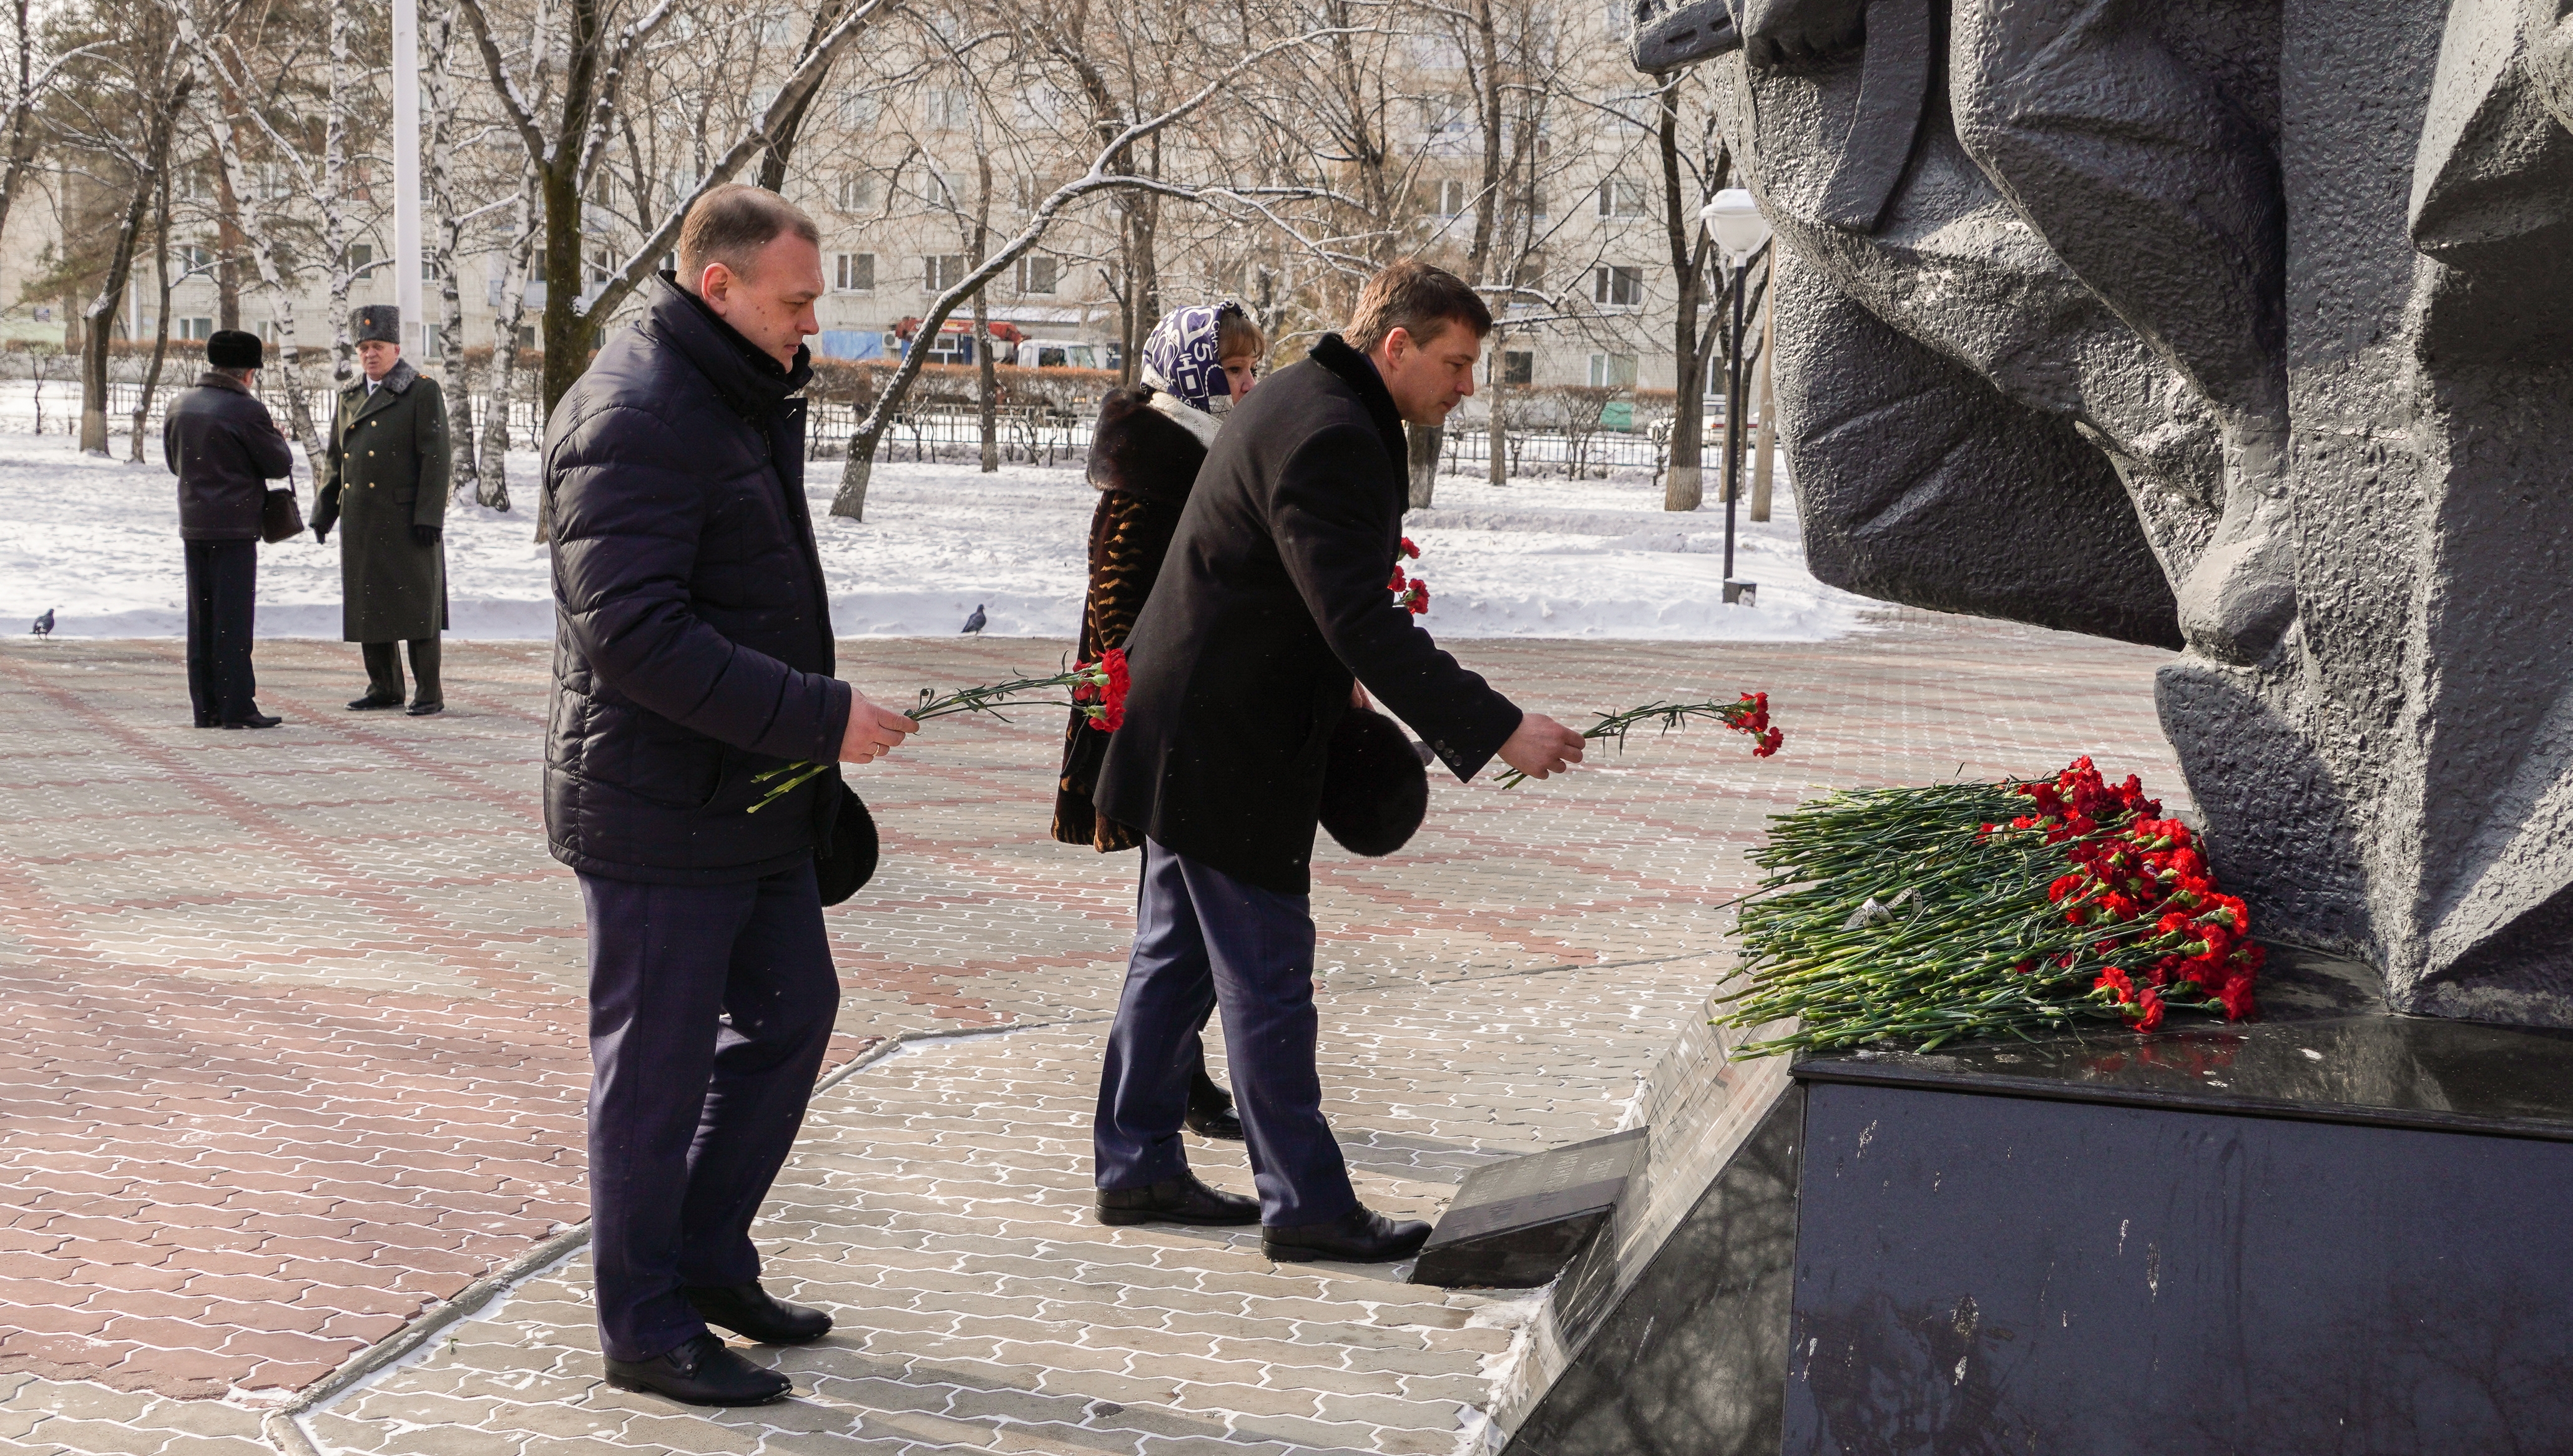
[541,183,919,1407]
[314,305,452,715]
[1088,261,1585,1263]
[164,329,295,730]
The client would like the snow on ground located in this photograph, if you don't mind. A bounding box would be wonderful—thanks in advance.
[0,426,1871,642]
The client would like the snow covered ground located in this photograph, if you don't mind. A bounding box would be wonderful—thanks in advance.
[0,426,1873,642]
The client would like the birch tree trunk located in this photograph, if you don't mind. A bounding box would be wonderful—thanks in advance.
[197,68,324,462]
[481,175,539,513]
[421,0,484,506]
[320,0,355,389]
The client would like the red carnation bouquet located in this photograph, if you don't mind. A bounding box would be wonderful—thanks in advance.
[1494,690,1784,788]
[1718,756,2260,1055]
[1389,536,1429,615]
[747,650,1132,813]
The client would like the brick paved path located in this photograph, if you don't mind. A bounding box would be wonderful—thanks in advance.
[1,617,2183,1452]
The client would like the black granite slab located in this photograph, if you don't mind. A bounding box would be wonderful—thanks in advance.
[1501,945,2573,1456]
[1791,945,2573,1141]
[1785,1080,2573,1454]
[1414,1128,1645,1289]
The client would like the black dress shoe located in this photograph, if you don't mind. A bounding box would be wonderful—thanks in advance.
[347,692,404,710]
[1185,1070,1246,1140]
[1185,1102,1246,1140]
[1262,1206,1433,1264]
[405,700,444,716]
[1096,1171,1260,1227]
[685,1281,832,1345]
[193,716,218,728]
[221,713,282,730]
[603,1331,790,1405]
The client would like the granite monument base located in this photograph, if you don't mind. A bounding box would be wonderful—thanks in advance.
[1497,950,2573,1455]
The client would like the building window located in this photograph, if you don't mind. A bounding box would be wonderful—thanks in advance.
[1588,353,1638,388]
[180,317,214,341]
[834,252,876,291]
[1435,179,1470,218]
[346,242,375,272]
[1592,264,1643,307]
[924,255,966,292]
[1015,255,1058,295]
[835,175,878,213]
[1500,350,1533,385]
[1595,177,1647,218]
[925,87,969,131]
[836,90,878,130]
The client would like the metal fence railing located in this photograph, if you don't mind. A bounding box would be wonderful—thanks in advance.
[0,358,1694,480]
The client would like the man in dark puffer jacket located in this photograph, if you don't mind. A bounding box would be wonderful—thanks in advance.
[541,185,918,1407]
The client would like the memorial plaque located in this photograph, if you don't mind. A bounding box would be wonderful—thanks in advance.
[1413,1127,1645,1289]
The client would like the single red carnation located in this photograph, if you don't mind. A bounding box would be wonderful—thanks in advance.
[2134,988,2165,1032]
[1401,537,1421,559]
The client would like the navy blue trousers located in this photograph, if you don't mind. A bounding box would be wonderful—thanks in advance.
[1094,840,1356,1226]
[581,862,839,1362]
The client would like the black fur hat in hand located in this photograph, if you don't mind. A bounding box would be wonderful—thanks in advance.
[1320,708,1430,857]
[816,783,880,906]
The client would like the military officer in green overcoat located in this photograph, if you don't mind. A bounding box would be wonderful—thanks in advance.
[314,304,453,715]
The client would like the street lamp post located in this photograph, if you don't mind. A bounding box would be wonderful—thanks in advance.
[1700,188,1772,607]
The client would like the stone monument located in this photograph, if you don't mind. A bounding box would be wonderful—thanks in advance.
[1647,0,2573,1026]
[1417,5,2573,1451]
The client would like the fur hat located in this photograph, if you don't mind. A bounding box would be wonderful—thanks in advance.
[1320,708,1430,857]
[353,304,401,346]
[815,781,880,907]
[206,330,262,369]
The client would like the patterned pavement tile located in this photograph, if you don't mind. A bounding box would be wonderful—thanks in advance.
[0,613,2180,1439]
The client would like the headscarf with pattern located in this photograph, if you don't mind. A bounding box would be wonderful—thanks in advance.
[1137,301,1250,414]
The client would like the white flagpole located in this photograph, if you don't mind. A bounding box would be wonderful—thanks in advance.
[392,0,423,352]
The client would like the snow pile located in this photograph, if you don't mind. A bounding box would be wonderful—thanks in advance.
[0,429,1873,643]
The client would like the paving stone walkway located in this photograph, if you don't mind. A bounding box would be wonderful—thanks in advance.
[0,616,2184,1454]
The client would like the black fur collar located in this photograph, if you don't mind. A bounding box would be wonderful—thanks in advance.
[1087,384,1209,506]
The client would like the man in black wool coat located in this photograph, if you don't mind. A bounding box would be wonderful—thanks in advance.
[164,329,295,729]
[540,185,919,1406]
[1090,261,1585,1263]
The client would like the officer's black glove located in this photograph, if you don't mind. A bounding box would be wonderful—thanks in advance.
[313,520,331,544]
[413,524,442,547]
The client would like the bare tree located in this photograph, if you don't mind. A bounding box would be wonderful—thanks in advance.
[829,24,1350,520]
[1655,71,1718,510]
[125,162,175,462]
[453,0,897,415]
[59,0,195,455]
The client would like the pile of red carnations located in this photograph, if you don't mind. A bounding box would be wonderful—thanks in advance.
[1715,756,2260,1055]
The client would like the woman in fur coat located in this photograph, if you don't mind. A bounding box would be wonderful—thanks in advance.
[1056,301,1265,1138]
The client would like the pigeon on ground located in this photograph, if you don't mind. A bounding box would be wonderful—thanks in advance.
[961,605,988,635]
[31,608,53,638]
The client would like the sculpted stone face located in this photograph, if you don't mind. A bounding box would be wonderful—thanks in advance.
[1630,0,2573,1025]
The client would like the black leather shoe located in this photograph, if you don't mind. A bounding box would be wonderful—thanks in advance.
[193,715,218,728]
[1185,1073,1245,1140]
[1185,1102,1246,1140]
[1263,1206,1433,1264]
[222,713,282,730]
[1096,1171,1260,1227]
[603,1331,790,1405]
[685,1281,831,1345]
[405,700,444,716]
[347,692,403,710]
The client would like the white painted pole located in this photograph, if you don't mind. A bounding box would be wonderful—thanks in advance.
[391,0,423,353]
